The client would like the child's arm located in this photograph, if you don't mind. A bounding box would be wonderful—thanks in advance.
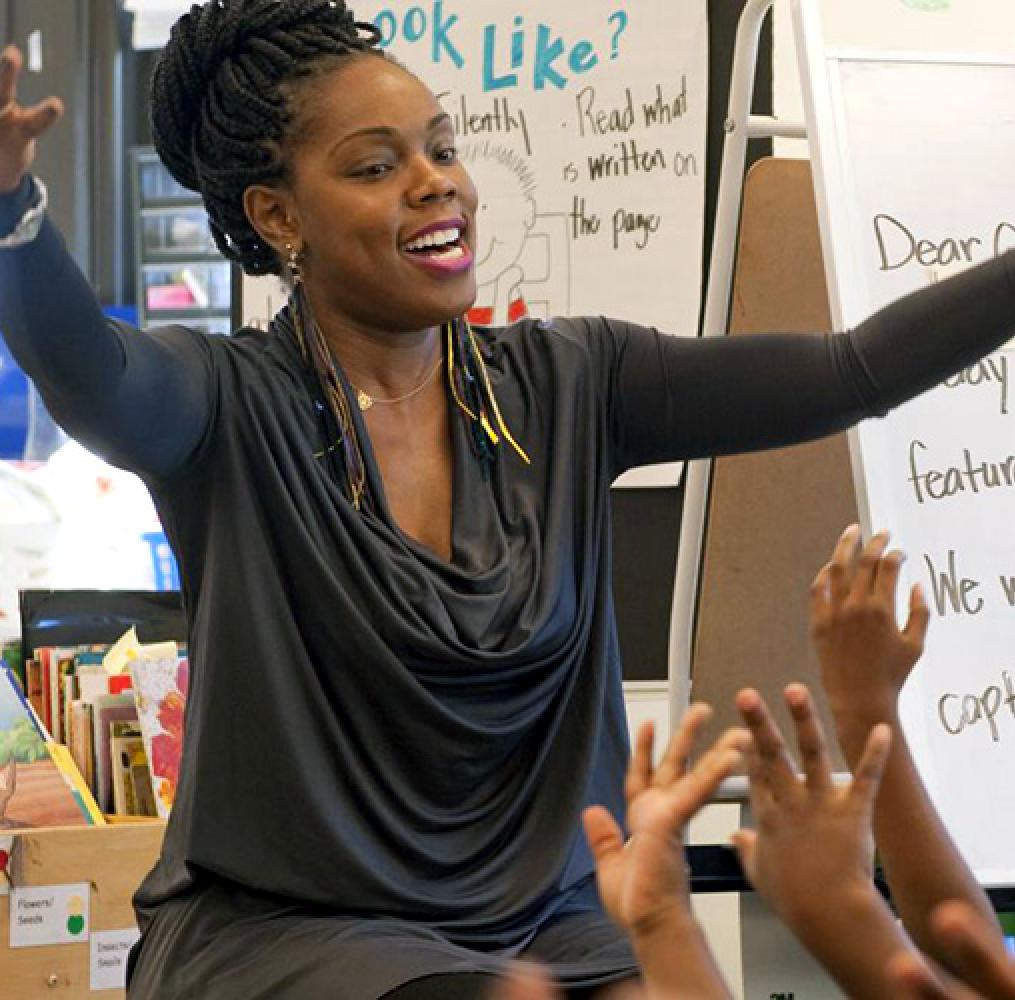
[734,684,943,999]
[811,527,1002,962]
[583,704,747,999]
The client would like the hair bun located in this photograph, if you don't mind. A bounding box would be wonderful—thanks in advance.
[151,0,367,192]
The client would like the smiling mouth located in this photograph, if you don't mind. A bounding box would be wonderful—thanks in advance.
[400,225,474,275]
[402,224,467,261]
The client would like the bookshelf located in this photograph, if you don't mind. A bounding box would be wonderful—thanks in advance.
[130,147,234,335]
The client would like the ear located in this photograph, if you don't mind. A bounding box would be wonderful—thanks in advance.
[243,183,302,257]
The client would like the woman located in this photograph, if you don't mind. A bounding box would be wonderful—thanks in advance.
[1,2,1013,997]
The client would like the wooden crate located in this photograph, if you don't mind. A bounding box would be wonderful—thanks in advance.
[1,822,165,999]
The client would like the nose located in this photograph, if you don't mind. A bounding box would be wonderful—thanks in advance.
[407,154,456,206]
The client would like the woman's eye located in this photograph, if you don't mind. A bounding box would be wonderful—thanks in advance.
[357,162,392,178]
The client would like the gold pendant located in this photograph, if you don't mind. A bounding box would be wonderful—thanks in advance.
[357,390,373,411]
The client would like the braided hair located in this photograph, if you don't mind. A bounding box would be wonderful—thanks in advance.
[150,0,383,276]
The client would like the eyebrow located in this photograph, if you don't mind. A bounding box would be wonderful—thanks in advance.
[329,113,453,154]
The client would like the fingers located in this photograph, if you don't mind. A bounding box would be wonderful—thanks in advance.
[826,526,900,603]
[887,951,957,1000]
[931,900,1015,999]
[809,562,833,623]
[19,97,63,140]
[827,523,862,602]
[0,46,21,109]
[674,730,748,820]
[655,702,713,786]
[784,684,832,791]
[625,721,655,802]
[736,688,796,792]
[874,547,906,605]
[582,805,625,866]
[905,582,931,648]
[852,531,891,599]
[850,723,892,807]
[731,828,758,886]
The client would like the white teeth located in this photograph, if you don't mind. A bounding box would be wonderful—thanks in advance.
[404,227,461,252]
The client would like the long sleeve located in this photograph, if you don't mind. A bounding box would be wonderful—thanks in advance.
[0,176,216,479]
[589,249,1015,475]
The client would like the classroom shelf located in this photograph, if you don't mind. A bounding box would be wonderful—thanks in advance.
[130,148,233,334]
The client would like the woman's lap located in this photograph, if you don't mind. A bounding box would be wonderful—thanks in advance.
[127,875,638,1000]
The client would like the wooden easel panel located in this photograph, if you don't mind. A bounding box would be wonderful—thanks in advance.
[691,158,858,764]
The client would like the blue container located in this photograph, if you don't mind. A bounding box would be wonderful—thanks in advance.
[0,335,29,460]
[142,530,181,591]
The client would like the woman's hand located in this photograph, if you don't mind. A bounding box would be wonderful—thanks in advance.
[809,524,930,736]
[0,45,63,193]
[583,704,747,937]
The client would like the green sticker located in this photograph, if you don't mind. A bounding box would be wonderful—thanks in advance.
[900,0,951,10]
[66,915,85,936]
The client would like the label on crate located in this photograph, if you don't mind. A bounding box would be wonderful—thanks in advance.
[9,882,89,947]
[90,928,140,990]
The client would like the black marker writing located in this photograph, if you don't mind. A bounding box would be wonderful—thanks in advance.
[938,670,1015,742]
[908,439,1015,505]
[922,549,983,617]
[874,213,983,271]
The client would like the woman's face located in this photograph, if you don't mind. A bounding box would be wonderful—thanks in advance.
[286,56,479,335]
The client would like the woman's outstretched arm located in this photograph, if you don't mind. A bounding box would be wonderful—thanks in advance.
[0,45,214,479]
[580,248,1015,475]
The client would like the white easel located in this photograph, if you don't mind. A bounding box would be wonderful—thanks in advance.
[671,2,847,994]
[667,0,804,720]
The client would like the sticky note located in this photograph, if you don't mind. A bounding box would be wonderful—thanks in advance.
[90,928,140,990]
[9,883,90,947]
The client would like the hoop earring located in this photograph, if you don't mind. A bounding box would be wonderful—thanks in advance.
[286,242,305,286]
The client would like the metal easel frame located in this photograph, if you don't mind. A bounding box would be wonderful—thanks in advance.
[668,0,807,722]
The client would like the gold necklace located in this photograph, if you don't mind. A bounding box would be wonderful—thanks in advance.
[353,356,443,412]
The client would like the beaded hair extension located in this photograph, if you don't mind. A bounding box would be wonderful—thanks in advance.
[291,285,368,508]
[447,318,530,468]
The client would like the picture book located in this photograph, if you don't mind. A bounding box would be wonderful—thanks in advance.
[0,667,100,828]
[110,722,154,817]
[91,694,138,814]
[129,646,188,819]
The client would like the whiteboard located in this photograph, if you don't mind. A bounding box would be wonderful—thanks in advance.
[796,0,1015,884]
[241,0,710,488]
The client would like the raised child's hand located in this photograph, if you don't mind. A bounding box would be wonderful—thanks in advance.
[810,525,930,726]
[583,704,747,937]
[0,45,63,193]
[732,684,891,928]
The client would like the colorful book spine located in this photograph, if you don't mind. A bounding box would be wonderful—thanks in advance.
[47,742,105,825]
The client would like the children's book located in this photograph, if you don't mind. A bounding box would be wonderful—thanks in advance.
[0,666,101,828]
[77,661,133,702]
[68,699,96,792]
[91,694,138,814]
[129,646,188,819]
[24,658,44,722]
[110,721,147,816]
[131,760,157,817]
